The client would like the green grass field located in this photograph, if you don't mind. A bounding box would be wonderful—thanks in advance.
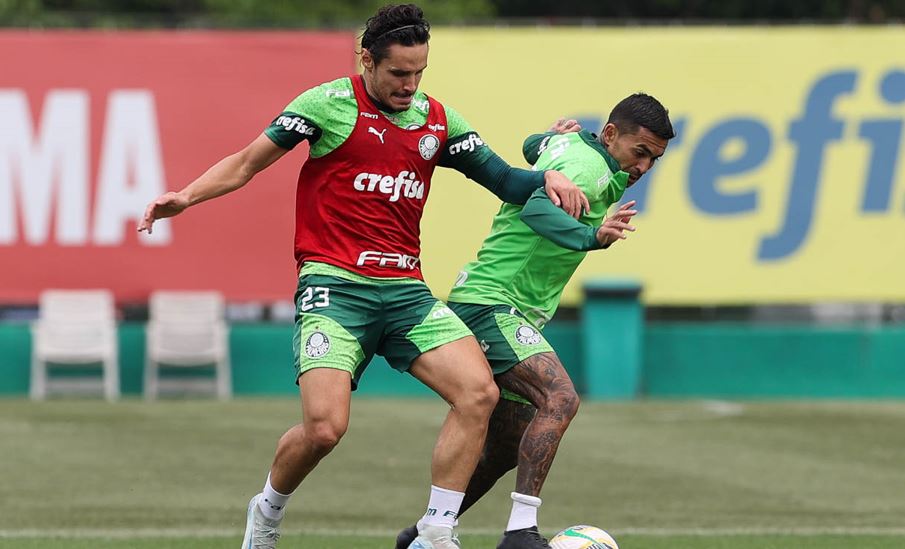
[1,398,904,548]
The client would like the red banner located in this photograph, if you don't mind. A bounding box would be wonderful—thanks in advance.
[0,31,356,303]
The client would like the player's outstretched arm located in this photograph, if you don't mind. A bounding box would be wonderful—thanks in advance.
[137,133,289,234]
[438,106,587,217]
[439,137,586,217]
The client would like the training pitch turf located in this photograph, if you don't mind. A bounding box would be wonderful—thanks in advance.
[1,398,903,548]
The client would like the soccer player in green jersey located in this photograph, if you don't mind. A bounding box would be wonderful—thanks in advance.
[138,4,590,549]
[396,94,675,549]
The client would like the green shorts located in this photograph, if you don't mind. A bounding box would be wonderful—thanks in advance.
[449,302,554,404]
[292,265,473,389]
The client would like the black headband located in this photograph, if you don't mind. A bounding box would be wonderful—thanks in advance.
[367,24,424,46]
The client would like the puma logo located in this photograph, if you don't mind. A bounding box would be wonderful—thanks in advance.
[368,126,387,144]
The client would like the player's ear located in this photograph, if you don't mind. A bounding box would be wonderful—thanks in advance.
[602,123,618,147]
[361,48,374,71]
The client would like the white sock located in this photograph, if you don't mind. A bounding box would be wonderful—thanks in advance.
[258,473,292,520]
[506,492,542,532]
[419,485,465,529]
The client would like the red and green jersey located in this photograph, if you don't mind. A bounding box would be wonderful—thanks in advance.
[448,130,629,329]
[263,76,547,280]
[292,76,446,279]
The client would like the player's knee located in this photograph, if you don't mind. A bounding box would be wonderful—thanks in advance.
[562,387,580,421]
[546,383,580,423]
[303,419,347,454]
[477,379,500,415]
[459,379,499,419]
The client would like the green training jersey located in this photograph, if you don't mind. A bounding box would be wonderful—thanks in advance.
[448,130,629,329]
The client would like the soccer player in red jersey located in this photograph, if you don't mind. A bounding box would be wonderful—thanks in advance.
[139,4,588,549]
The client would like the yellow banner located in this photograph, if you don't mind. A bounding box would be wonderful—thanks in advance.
[419,27,905,304]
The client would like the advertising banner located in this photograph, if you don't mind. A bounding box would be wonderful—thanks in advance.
[0,31,355,303]
[3,28,904,304]
[420,27,905,304]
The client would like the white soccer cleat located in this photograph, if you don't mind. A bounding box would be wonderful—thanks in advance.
[408,524,462,549]
[241,493,282,549]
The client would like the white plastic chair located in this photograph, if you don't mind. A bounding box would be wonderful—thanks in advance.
[144,291,231,400]
[31,289,119,401]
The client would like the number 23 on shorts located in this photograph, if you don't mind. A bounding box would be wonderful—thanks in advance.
[300,286,330,311]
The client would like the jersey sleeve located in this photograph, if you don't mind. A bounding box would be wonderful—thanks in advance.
[438,105,497,169]
[522,132,557,165]
[443,104,473,140]
[263,86,327,150]
[438,105,545,204]
[520,188,603,251]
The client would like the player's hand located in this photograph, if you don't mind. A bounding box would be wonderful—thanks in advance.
[549,118,582,134]
[137,191,190,234]
[595,200,638,248]
[544,171,590,218]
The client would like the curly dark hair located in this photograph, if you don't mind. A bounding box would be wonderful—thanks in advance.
[607,93,675,141]
[360,4,431,64]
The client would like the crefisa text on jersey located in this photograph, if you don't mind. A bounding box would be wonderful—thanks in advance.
[352,170,425,202]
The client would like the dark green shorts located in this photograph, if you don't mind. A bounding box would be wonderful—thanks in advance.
[449,302,554,404]
[292,268,473,389]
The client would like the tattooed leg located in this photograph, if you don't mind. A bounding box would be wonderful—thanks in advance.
[459,398,535,515]
[496,352,580,497]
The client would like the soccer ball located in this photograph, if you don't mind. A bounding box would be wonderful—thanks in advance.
[549,525,619,549]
